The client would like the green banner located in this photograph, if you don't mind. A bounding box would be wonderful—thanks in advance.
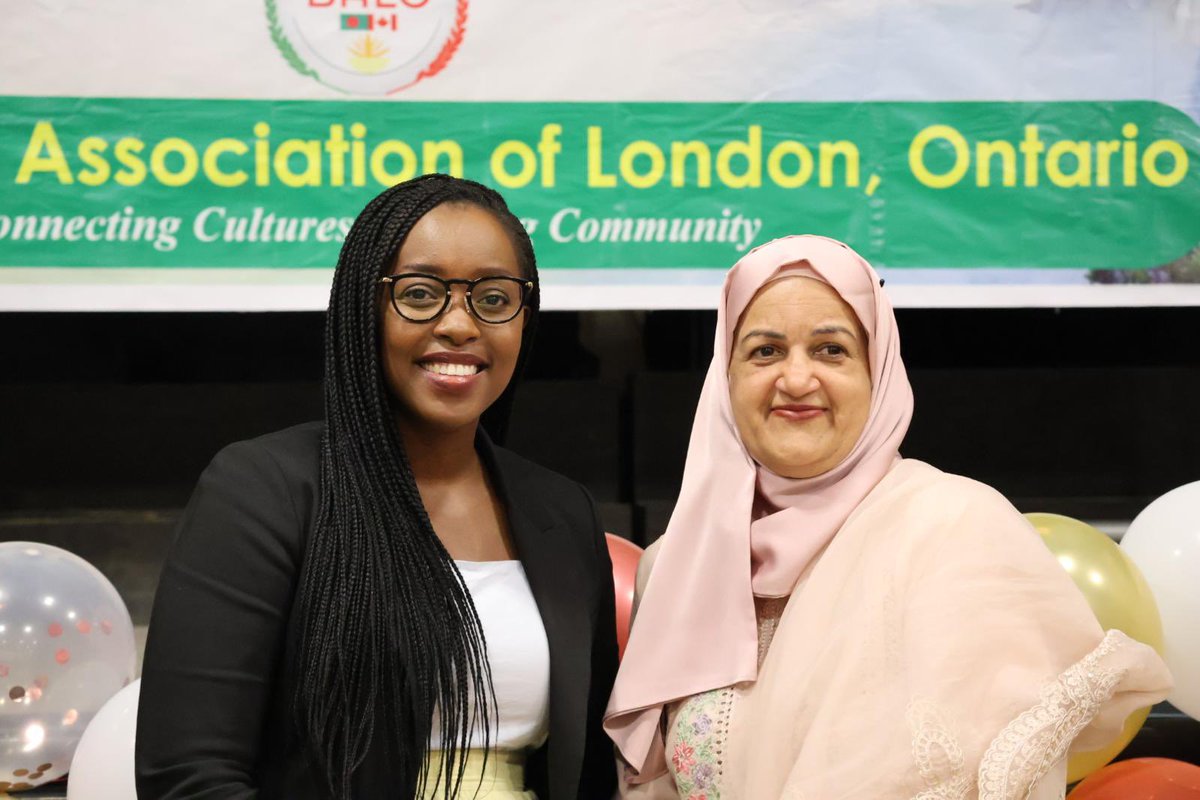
[2,96,1197,270]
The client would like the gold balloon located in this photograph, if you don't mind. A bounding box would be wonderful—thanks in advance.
[1024,513,1164,784]
[1065,706,1151,784]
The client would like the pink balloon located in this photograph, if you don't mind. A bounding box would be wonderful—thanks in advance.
[606,534,643,661]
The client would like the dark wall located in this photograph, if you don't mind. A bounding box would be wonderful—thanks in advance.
[3,307,1198,541]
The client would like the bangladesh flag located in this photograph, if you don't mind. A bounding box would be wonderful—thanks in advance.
[340,14,372,30]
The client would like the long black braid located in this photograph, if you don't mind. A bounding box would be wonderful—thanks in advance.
[292,174,540,799]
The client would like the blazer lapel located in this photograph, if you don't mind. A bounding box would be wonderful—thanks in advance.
[478,432,592,800]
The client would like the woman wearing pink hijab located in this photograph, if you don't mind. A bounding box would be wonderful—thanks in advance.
[605,236,1171,799]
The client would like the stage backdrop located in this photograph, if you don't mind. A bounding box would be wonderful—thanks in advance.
[2,0,1199,310]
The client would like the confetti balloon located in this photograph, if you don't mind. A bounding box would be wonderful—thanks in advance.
[0,542,136,792]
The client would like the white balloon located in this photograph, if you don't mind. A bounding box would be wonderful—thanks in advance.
[1121,481,1200,721]
[0,542,137,791]
[67,679,140,800]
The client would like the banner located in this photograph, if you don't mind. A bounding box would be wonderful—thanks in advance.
[2,0,1199,310]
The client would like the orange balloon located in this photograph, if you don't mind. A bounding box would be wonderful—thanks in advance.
[606,533,643,661]
[1067,758,1200,800]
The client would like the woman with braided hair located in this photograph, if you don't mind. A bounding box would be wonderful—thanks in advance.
[136,174,619,799]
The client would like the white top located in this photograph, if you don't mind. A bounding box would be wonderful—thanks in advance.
[429,560,551,751]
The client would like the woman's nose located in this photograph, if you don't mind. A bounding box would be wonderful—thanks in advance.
[775,353,819,398]
[432,288,480,344]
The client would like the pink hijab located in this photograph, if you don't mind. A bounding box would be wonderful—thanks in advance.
[605,235,914,780]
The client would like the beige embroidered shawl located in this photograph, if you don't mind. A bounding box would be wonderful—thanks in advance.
[621,459,1172,800]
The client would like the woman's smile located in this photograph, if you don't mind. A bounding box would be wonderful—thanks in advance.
[416,351,489,392]
[769,403,826,422]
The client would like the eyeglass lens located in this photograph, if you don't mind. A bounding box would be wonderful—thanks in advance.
[390,275,525,323]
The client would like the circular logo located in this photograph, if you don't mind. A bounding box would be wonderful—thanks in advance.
[266,0,468,95]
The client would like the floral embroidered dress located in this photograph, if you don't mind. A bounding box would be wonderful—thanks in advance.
[665,597,786,800]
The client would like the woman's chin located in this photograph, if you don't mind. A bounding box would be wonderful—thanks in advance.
[762,451,836,480]
[394,402,487,436]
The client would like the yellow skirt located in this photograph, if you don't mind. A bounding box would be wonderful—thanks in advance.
[421,749,535,799]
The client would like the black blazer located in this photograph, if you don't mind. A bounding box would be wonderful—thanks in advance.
[135,422,618,799]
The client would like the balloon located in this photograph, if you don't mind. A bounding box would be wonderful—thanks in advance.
[1067,757,1200,799]
[1121,481,1200,721]
[1027,514,1164,652]
[1065,706,1151,783]
[0,542,136,793]
[606,533,643,661]
[67,679,140,800]
[1025,513,1163,783]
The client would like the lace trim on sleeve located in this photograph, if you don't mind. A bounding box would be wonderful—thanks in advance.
[906,631,1134,800]
[976,630,1130,800]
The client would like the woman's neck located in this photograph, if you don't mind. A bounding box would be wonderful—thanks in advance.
[396,415,515,561]
[396,417,481,484]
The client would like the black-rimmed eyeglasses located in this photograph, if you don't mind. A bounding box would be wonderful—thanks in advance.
[379,273,534,324]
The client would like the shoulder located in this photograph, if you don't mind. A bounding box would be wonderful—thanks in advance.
[183,422,324,557]
[211,421,324,482]
[875,459,1020,522]
[490,443,598,522]
[873,459,1041,564]
[150,426,324,620]
[201,421,323,507]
